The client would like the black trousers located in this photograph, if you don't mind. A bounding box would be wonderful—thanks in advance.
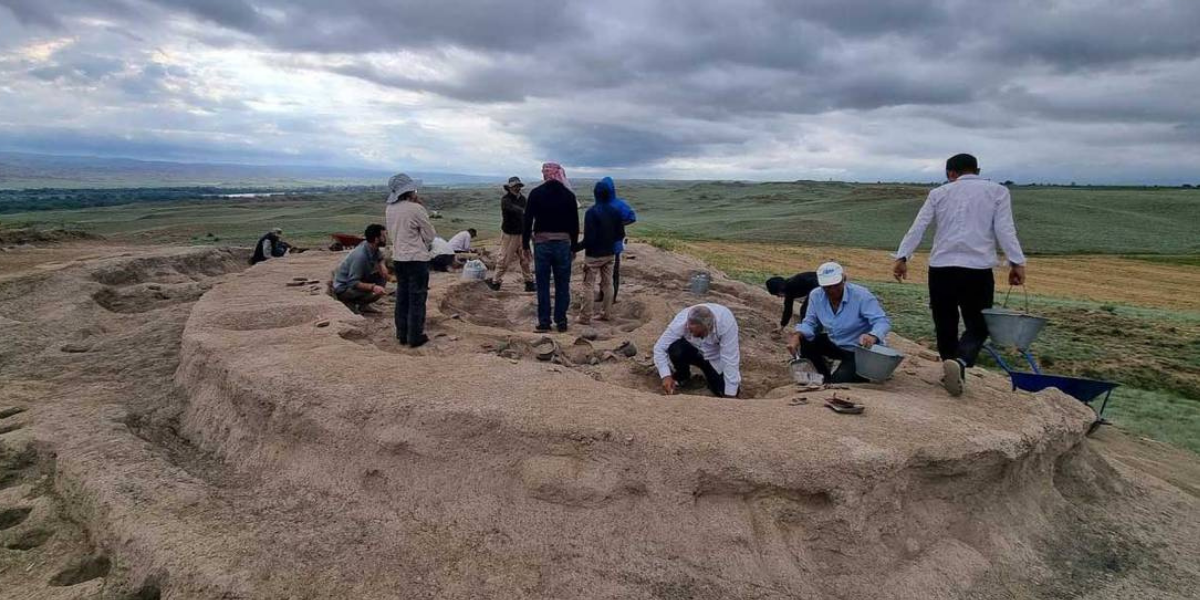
[667,339,725,397]
[928,266,994,367]
[393,261,430,344]
[798,334,864,383]
[429,254,454,272]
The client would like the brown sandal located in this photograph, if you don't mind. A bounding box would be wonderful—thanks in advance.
[825,396,864,415]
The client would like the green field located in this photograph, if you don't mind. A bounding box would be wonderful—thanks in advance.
[3,181,1199,452]
[5,181,1200,255]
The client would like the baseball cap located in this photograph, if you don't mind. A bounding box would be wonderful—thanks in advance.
[816,262,845,287]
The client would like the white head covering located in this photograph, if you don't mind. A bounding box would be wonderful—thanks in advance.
[386,173,422,204]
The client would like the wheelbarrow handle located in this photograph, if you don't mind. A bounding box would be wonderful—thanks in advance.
[1001,284,1031,313]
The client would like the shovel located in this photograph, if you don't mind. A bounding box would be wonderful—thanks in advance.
[789,352,824,386]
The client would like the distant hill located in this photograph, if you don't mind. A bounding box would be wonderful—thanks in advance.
[0,152,497,189]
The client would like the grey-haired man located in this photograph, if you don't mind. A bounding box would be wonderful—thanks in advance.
[652,304,742,398]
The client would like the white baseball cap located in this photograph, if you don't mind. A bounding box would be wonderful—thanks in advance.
[816,262,845,286]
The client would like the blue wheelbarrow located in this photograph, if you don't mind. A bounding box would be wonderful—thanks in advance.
[983,345,1118,436]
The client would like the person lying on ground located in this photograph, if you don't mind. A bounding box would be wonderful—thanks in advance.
[765,271,819,329]
[524,162,579,333]
[448,229,477,253]
[593,177,637,304]
[787,262,891,384]
[385,173,435,348]
[653,304,742,398]
[487,177,535,292]
[577,178,627,325]
[892,153,1027,397]
[250,227,289,265]
[332,224,389,314]
[429,236,456,272]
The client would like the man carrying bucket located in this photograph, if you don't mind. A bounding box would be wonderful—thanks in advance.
[787,262,892,384]
[892,153,1028,397]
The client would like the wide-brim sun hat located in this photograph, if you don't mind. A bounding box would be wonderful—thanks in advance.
[386,173,422,204]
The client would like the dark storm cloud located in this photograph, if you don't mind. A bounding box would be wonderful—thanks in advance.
[2,0,1198,179]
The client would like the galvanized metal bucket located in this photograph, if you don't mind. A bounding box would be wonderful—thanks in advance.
[983,286,1047,350]
[688,271,711,295]
[853,344,905,382]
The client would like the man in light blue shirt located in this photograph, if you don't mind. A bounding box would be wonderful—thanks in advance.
[787,262,891,383]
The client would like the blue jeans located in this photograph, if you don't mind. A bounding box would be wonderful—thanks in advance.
[533,241,573,328]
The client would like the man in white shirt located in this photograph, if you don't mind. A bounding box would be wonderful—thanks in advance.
[892,153,1028,396]
[429,236,456,272]
[447,229,476,253]
[652,304,742,398]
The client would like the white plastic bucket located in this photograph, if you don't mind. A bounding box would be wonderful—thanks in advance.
[461,259,487,281]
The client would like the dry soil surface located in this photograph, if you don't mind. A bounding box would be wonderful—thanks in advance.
[0,241,1198,599]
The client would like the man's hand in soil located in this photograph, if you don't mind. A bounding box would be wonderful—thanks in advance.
[661,376,677,395]
[859,334,878,349]
[372,285,386,296]
[1009,264,1026,286]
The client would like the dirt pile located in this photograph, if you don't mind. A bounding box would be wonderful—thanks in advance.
[0,227,99,247]
[1,243,1198,599]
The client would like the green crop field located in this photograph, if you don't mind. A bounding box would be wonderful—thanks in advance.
[3,181,1199,452]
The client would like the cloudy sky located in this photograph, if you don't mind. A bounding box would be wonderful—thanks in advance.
[1,0,1198,183]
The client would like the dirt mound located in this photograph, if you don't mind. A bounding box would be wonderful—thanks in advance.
[2,243,1199,599]
[160,244,1200,598]
[0,227,99,247]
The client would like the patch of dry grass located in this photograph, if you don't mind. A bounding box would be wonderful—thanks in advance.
[674,240,1200,313]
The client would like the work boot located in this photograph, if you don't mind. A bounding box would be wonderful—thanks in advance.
[409,334,430,349]
[486,279,501,291]
[524,281,536,293]
[942,359,966,397]
[358,303,382,314]
[556,323,569,333]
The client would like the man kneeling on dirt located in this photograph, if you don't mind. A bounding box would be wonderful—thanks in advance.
[653,304,742,398]
[332,224,388,314]
[787,262,891,383]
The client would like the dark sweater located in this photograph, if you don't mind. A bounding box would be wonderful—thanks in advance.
[580,202,625,258]
[780,272,820,327]
[250,232,284,265]
[500,192,527,235]
[523,180,579,249]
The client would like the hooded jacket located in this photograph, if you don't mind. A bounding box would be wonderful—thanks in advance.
[581,179,627,258]
[596,177,637,254]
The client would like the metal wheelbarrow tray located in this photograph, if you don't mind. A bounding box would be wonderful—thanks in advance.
[984,345,1118,436]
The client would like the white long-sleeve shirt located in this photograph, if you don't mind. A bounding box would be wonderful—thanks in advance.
[652,303,742,396]
[894,174,1026,269]
[447,230,472,252]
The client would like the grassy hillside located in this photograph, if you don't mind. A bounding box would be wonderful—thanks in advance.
[5,181,1198,255]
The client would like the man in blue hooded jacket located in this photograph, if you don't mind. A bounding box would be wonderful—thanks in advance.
[578,178,627,324]
[594,177,636,304]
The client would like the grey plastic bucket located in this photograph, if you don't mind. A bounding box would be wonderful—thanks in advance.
[853,344,905,382]
[688,271,711,295]
[983,309,1047,350]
